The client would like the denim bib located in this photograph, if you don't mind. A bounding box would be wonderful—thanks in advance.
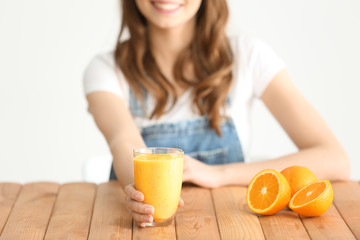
[109,90,244,180]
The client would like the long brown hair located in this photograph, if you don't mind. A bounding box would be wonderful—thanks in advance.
[114,0,233,135]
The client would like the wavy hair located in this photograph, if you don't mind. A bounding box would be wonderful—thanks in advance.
[114,0,233,135]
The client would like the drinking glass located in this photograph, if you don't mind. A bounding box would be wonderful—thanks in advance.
[133,147,184,227]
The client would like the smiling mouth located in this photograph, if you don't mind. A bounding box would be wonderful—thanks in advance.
[151,1,182,13]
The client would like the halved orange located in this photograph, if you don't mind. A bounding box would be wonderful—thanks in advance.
[246,169,291,215]
[289,179,333,217]
[281,166,318,197]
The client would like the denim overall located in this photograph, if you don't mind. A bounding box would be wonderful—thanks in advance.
[109,90,244,180]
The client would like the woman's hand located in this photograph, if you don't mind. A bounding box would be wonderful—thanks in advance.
[182,155,222,188]
[124,184,184,227]
[124,184,154,227]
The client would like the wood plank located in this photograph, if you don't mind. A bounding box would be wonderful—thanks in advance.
[259,208,310,240]
[0,183,22,234]
[132,220,176,240]
[212,186,265,240]
[44,182,97,240]
[332,181,360,239]
[88,181,132,240]
[0,182,59,240]
[301,204,356,240]
[175,186,220,240]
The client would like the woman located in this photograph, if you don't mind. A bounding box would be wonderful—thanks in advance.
[84,0,350,227]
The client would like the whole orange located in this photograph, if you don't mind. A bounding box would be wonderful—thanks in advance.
[281,166,317,197]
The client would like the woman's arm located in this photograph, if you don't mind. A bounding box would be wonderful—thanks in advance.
[87,91,146,188]
[183,69,351,187]
[87,91,158,226]
[87,91,184,226]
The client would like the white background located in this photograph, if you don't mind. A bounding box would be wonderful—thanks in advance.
[0,0,359,183]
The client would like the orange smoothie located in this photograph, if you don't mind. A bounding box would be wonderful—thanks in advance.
[134,153,183,222]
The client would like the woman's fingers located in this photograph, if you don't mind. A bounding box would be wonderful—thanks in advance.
[178,197,184,207]
[123,184,183,227]
[124,184,144,201]
[127,199,154,215]
[124,184,154,227]
[126,200,153,226]
[130,210,153,224]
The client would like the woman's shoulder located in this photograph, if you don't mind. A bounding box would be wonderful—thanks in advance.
[86,51,116,71]
[228,34,271,56]
[227,34,286,98]
[83,51,128,98]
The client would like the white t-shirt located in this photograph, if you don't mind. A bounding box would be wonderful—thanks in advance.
[83,35,285,161]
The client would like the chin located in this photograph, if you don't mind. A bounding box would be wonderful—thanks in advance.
[149,19,183,29]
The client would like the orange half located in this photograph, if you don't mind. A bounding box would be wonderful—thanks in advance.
[289,179,333,217]
[246,169,291,215]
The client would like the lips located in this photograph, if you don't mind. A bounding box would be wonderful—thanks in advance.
[151,1,182,13]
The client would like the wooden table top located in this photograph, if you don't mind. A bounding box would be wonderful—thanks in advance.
[0,181,359,240]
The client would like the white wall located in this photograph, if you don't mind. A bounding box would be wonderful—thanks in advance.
[0,0,119,183]
[0,0,359,183]
[228,0,360,180]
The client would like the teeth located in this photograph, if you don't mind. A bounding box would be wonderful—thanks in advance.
[153,2,180,10]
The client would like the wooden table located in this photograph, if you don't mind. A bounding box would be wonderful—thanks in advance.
[0,181,359,240]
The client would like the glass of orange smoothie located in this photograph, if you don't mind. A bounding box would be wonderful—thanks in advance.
[133,147,184,227]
